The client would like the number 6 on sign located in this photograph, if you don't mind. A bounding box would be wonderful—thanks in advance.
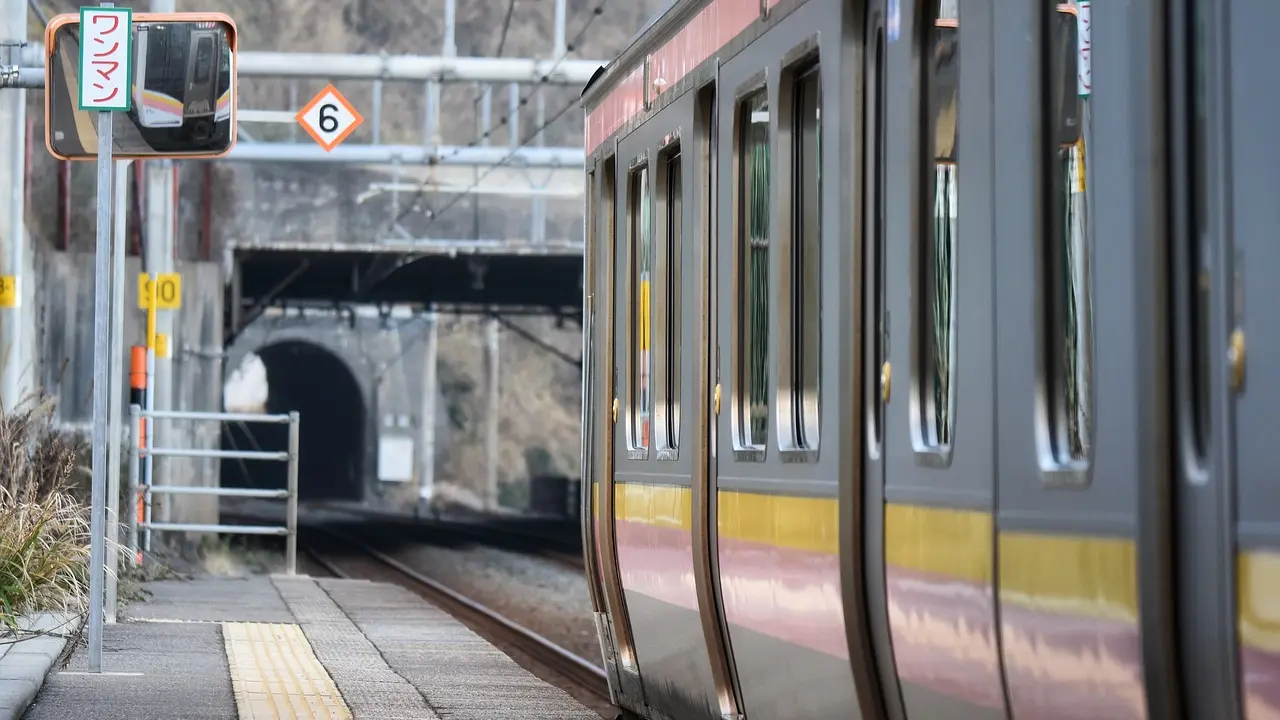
[296,84,364,152]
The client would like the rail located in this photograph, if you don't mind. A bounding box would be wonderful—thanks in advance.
[126,404,300,575]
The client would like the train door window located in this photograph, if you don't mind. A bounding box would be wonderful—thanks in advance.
[193,35,215,85]
[917,2,959,451]
[1187,0,1211,464]
[1041,1,1094,470]
[629,162,653,452]
[661,149,683,452]
[604,156,619,422]
[587,169,598,320]
[784,66,822,451]
[736,89,771,452]
[868,27,887,453]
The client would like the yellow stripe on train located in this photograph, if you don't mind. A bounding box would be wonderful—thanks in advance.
[639,278,650,352]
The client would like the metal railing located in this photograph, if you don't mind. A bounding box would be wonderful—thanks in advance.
[126,405,300,575]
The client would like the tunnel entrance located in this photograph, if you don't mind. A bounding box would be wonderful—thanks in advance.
[221,342,365,501]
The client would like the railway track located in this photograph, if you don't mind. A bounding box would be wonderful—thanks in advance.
[302,525,609,705]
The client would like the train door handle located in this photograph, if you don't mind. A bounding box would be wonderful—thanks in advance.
[881,361,892,404]
[612,398,619,423]
[714,384,721,416]
[1229,329,1246,393]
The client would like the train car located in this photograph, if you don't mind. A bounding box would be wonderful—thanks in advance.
[130,21,231,130]
[579,0,1280,718]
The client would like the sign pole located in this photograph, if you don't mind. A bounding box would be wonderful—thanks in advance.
[144,273,156,552]
[105,158,130,625]
[86,101,115,676]
[82,0,130,674]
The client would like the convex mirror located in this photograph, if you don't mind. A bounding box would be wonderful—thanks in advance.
[44,12,237,160]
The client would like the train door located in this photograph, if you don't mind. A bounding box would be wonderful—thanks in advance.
[1150,0,1244,716]
[851,0,907,717]
[582,164,617,698]
[1223,0,1280,712]
[710,2,865,717]
[1169,0,1280,716]
[876,0,1005,716]
[613,83,743,720]
[694,82,750,720]
[594,153,649,711]
[991,2,1150,718]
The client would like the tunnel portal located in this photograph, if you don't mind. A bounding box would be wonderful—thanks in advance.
[221,341,366,501]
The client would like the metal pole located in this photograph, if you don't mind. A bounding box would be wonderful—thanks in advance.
[532,94,547,246]
[143,276,156,552]
[371,78,382,145]
[553,0,567,58]
[286,412,299,576]
[418,310,437,510]
[127,404,140,564]
[105,159,129,624]
[0,0,28,413]
[143,156,174,532]
[88,106,116,674]
[485,318,499,510]
[442,0,456,57]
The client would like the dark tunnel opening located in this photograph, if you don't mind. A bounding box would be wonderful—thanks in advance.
[221,342,365,501]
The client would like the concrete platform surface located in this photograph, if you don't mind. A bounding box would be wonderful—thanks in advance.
[0,612,75,720]
[22,575,599,720]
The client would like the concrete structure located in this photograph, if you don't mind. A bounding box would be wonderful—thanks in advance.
[0,0,35,413]
[23,575,597,719]
[0,612,75,720]
[37,251,224,531]
[224,306,451,510]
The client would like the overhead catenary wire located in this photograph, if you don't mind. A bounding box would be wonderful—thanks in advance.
[388,0,611,232]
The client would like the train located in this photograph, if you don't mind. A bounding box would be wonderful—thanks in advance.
[129,21,231,140]
[577,0,1280,719]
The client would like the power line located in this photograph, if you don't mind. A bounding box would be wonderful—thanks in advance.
[494,0,517,59]
[388,0,611,231]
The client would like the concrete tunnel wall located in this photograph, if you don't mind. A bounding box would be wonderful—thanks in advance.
[224,310,452,511]
[221,341,366,501]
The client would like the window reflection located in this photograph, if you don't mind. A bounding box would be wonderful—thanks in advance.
[739,90,771,449]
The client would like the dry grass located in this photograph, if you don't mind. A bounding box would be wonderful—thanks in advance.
[0,394,90,629]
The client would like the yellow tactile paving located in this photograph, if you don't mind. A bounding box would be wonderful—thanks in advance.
[222,622,353,720]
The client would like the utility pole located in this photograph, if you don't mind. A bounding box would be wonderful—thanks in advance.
[418,309,437,513]
[485,317,499,510]
[145,0,176,527]
[143,157,175,525]
[0,0,28,412]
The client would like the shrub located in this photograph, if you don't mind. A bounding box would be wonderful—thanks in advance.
[0,394,90,629]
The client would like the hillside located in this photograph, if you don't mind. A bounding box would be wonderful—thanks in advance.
[21,0,666,509]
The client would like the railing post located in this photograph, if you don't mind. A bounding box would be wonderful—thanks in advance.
[127,404,141,566]
[286,411,300,576]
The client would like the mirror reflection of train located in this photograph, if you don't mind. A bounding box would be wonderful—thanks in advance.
[129,21,231,144]
[124,20,232,150]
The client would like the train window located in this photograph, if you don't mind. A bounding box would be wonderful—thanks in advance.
[1041,2,1094,467]
[193,36,215,85]
[737,89,771,451]
[1188,0,1211,462]
[785,67,822,451]
[869,27,887,453]
[603,156,619,426]
[916,2,958,451]
[662,151,683,451]
[629,164,653,451]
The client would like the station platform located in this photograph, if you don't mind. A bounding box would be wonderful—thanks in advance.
[23,574,600,719]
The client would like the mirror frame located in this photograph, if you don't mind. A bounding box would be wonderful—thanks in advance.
[43,11,239,161]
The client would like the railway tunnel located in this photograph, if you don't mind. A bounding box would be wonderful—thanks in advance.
[220,341,366,501]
